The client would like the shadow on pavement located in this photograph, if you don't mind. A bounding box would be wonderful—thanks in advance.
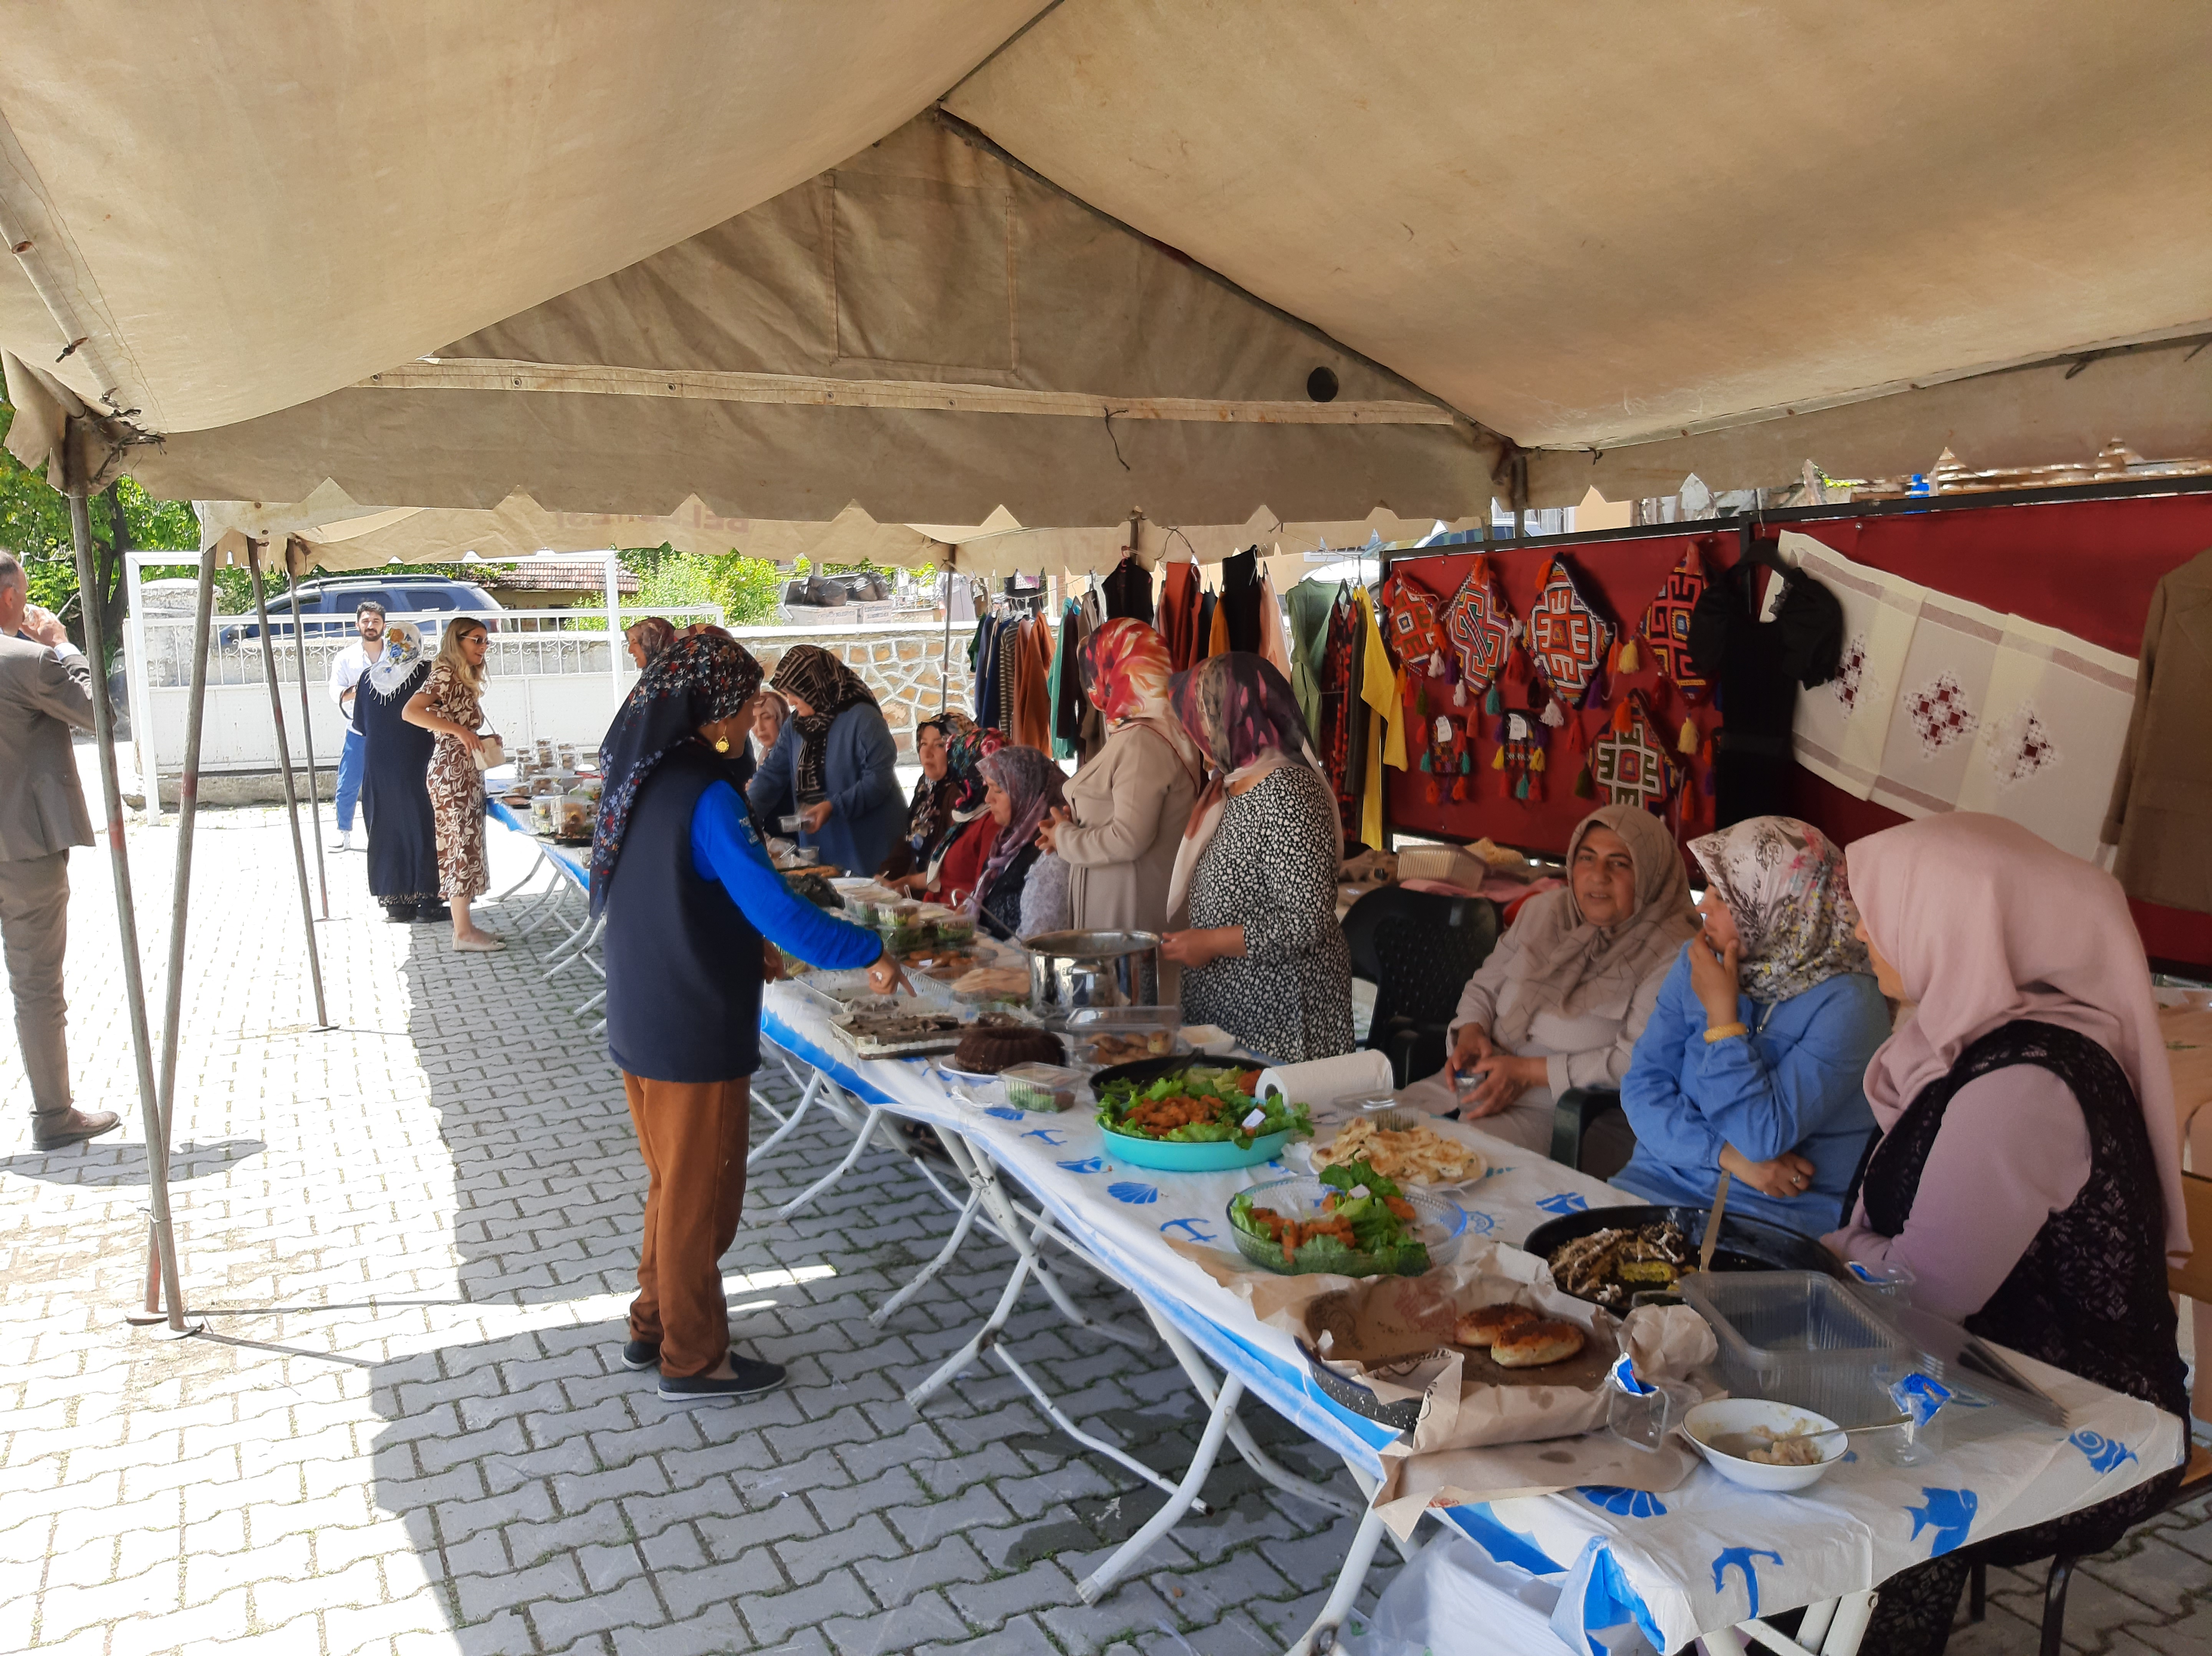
[0,1136,267,1186]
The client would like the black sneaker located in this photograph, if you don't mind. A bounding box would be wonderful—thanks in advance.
[619,1338,660,1371]
[414,902,452,923]
[382,902,418,922]
[658,1356,787,1402]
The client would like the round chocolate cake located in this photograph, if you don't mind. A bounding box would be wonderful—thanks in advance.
[951,1025,1064,1074]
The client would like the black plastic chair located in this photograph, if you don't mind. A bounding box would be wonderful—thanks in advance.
[1342,887,1502,1087]
[1551,1088,1626,1172]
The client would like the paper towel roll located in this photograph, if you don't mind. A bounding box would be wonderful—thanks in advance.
[1255,1050,1396,1108]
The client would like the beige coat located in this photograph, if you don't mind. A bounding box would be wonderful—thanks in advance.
[0,633,95,862]
[1055,722,1200,936]
[2102,547,2212,915]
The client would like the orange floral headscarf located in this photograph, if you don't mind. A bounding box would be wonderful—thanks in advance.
[1078,618,1175,724]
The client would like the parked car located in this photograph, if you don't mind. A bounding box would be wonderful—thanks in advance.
[219,575,503,645]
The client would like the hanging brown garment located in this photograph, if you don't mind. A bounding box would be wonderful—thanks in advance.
[1009,616,1057,750]
[1159,560,1204,672]
[1205,589,1231,657]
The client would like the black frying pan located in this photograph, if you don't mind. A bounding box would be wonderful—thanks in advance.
[1085,1053,1258,1101]
[1523,1202,1846,1302]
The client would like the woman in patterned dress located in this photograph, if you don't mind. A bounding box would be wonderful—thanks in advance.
[403,616,502,951]
[1159,653,1351,1063]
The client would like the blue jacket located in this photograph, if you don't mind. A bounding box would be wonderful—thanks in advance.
[746,701,904,875]
[1614,946,1889,1235]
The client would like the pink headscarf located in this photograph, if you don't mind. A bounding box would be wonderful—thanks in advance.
[1847,813,2189,1261]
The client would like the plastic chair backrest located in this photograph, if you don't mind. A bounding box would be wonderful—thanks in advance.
[1342,886,1502,1076]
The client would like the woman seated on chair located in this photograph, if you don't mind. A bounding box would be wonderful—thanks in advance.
[1820,814,2187,1656]
[1615,815,1888,1235]
[1407,803,1697,1156]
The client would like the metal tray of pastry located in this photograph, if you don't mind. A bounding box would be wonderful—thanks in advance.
[828,997,1041,1059]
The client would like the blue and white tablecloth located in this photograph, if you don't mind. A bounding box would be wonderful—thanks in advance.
[760,984,2186,1652]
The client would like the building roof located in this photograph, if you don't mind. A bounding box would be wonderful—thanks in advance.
[480,561,641,594]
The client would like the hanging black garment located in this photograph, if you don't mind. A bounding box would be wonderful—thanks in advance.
[1219,546,1263,654]
[1053,601,1087,753]
[1101,554,1155,626]
[1686,558,1842,826]
[1195,590,1218,657]
[1853,1020,2187,1563]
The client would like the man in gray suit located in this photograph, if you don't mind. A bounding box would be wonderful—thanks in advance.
[0,550,119,1150]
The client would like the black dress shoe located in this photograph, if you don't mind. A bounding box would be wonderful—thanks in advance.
[619,1338,660,1371]
[414,902,452,923]
[33,1108,121,1151]
[382,901,419,922]
[658,1356,787,1402]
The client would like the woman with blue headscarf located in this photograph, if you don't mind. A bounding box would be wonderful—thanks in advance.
[593,633,900,1404]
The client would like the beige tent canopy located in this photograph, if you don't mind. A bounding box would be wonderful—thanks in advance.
[10,2,2210,529]
[194,484,1477,581]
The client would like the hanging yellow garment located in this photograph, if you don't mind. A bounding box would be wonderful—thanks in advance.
[1354,585,1406,847]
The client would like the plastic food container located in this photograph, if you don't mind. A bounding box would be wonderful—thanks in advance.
[1000,1062,1082,1113]
[553,791,594,838]
[530,795,557,833]
[1066,1006,1187,1066]
[1679,1270,1914,1424]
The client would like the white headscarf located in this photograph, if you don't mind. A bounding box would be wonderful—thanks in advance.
[365,621,424,698]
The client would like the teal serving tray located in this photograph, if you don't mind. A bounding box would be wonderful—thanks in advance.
[1099,1126,1291,1172]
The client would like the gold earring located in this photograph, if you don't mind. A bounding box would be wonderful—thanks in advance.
[714,735,730,753]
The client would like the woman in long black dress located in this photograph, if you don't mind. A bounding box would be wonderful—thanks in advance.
[355,621,443,922]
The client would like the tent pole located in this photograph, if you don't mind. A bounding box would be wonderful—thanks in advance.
[134,544,217,1321]
[284,540,330,919]
[64,421,187,1332]
[248,540,330,1028]
[938,549,954,719]
[604,551,622,704]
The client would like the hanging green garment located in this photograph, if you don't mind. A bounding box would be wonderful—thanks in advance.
[1285,577,1339,740]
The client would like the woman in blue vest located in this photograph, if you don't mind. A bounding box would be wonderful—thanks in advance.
[747,644,903,874]
[594,633,900,1403]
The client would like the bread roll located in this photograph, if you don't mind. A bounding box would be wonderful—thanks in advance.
[1489,1318,1587,1369]
[1454,1303,1539,1348]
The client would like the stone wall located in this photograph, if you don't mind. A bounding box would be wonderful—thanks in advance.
[738,624,974,757]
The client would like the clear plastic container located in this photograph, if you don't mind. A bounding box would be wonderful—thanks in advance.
[1065,1005,1187,1066]
[1845,1260,1918,1307]
[1677,1270,1914,1425]
[1000,1061,1082,1113]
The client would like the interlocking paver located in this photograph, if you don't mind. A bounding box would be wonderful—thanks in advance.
[3,788,2199,1656]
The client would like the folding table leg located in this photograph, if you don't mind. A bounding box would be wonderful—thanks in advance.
[1818,1591,1876,1655]
[945,1134,1151,1355]
[491,847,552,904]
[869,1176,988,1326]
[748,1059,826,1166]
[758,1104,899,1223]
[1283,1506,1392,1656]
[1076,1373,1245,1603]
[1795,1598,1839,1648]
[1145,1311,1362,1524]
[987,1336,1214,1517]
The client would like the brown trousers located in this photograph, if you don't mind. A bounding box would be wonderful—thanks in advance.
[622,1071,750,1378]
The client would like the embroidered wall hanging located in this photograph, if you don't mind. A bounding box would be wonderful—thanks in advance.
[1444,554,1519,711]
[1490,685,1551,802]
[1638,544,1711,696]
[1527,555,1617,711]
[1381,571,1452,677]
[1586,691,1679,813]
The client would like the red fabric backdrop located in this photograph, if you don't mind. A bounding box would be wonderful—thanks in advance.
[1383,492,2212,970]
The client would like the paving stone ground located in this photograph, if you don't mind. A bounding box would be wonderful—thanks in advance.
[1,772,2205,1656]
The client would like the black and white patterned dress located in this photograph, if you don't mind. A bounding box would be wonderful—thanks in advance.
[1181,763,1353,1063]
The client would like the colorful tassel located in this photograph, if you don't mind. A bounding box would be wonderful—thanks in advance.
[1606,638,1623,677]
[1678,717,1699,755]
[1611,701,1634,735]
[1420,750,1432,772]
[1453,682,1467,708]
[1619,636,1641,673]
[1573,759,1596,798]
[1514,773,1530,801]
[1483,682,1502,716]
[1451,775,1469,802]
[1425,777,1441,804]
[1529,749,1546,773]
[1490,746,1506,770]
[1540,699,1566,729]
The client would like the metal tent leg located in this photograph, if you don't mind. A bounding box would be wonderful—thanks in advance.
[1283,1507,1392,1656]
[65,440,188,1333]
[132,546,215,1325]
[283,540,330,919]
[247,542,328,1027]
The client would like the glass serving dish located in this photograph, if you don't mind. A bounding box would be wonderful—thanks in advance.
[1226,1173,1467,1275]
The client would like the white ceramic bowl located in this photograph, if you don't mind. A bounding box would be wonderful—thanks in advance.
[1683,1398,1847,1493]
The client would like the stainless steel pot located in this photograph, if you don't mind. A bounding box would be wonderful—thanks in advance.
[1023,929,1161,1012]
